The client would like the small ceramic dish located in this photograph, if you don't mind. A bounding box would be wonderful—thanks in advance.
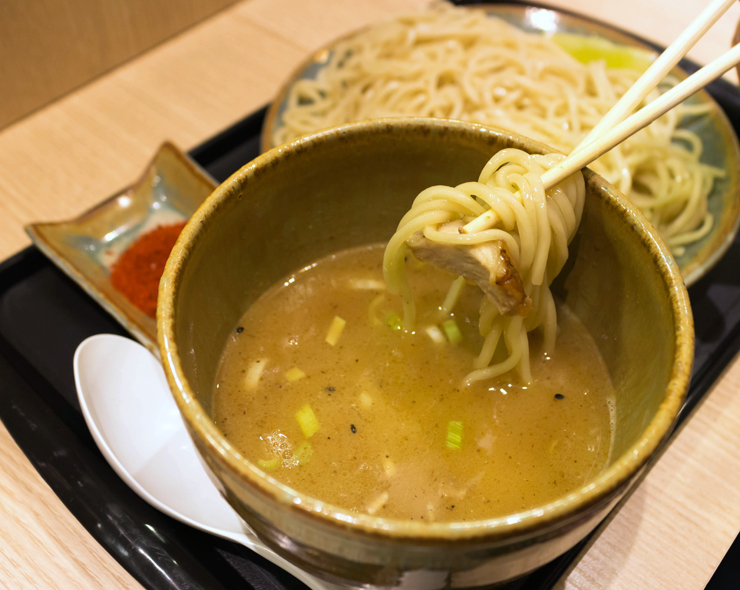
[26,142,216,354]
[261,3,740,286]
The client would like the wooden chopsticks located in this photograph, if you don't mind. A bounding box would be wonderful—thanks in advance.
[539,42,740,191]
[462,0,738,235]
[577,0,736,148]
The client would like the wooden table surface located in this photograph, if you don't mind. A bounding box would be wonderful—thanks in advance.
[1,1,739,588]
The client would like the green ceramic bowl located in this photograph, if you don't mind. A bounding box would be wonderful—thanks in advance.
[158,119,693,588]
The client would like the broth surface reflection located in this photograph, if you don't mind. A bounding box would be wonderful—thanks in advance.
[214,245,614,522]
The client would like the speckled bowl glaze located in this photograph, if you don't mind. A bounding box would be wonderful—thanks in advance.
[158,119,693,588]
[262,3,740,287]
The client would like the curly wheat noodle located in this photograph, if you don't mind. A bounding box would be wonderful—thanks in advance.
[275,5,725,255]
[383,149,585,386]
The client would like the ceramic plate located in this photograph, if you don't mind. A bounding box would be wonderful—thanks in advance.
[26,142,217,355]
[261,3,740,286]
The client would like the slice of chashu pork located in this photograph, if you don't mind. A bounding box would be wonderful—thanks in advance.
[406,220,531,317]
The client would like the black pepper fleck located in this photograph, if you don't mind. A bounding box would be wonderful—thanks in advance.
[235,326,244,334]
[350,424,357,434]
[555,393,565,400]
[326,386,335,392]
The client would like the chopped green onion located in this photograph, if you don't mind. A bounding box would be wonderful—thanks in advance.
[446,421,463,450]
[296,404,320,438]
[385,311,402,330]
[425,325,445,345]
[348,278,386,290]
[359,391,373,408]
[245,358,267,390]
[442,319,462,344]
[285,367,306,382]
[325,316,346,346]
[257,456,280,471]
[295,441,313,465]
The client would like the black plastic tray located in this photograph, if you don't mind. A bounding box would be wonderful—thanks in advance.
[4,12,740,590]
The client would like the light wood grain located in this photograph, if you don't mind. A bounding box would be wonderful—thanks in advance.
[0,0,428,263]
[0,0,239,130]
[560,358,740,589]
[0,1,739,588]
[0,424,141,589]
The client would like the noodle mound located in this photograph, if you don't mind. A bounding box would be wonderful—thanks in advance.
[383,149,585,384]
[275,5,724,255]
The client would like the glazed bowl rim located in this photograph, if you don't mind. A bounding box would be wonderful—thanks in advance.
[157,117,693,542]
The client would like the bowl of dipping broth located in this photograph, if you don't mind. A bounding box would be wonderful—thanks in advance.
[158,118,693,588]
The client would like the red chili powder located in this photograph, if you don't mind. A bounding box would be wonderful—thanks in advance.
[110,222,187,318]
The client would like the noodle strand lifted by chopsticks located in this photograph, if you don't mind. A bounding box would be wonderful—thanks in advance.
[275,4,724,256]
[383,149,585,385]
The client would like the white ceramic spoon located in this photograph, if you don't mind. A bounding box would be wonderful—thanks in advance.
[73,334,329,590]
